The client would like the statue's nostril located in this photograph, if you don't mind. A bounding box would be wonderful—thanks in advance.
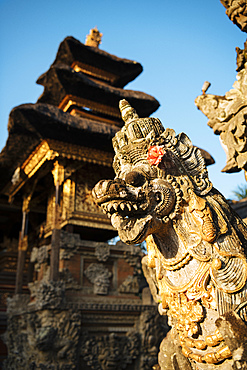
[125,171,145,187]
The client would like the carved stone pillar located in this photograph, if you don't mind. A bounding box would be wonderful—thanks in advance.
[50,161,64,281]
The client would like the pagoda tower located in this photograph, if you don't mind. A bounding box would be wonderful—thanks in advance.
[0,29,168,369]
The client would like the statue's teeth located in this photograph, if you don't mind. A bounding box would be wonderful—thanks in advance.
[107,203,113,213]
[113,203,118,212]
[120,203,125,211]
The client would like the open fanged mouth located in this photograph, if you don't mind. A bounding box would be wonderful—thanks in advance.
[101,200,152,244]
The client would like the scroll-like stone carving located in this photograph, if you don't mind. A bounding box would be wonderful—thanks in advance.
[92,100,247,369]
[84,263,112,295]
[195,63,247,174]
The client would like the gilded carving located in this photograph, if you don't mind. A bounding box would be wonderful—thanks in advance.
[71,61,117,85]
[58,94,121,119]
[92,100,247,369]
[15,139,113,192]
[22,140,54,178]
[61,178,75,221]
[75,165,112,214]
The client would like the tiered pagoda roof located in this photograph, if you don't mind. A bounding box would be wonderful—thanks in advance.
[0,34,160,195]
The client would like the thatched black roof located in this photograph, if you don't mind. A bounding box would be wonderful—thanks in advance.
[37,36,143,88]
[37,64,160,117]
[0,103,119,191]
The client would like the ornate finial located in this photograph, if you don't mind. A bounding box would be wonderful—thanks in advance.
[201,81,211,95]
[119,99,139,124]
[85,27,103,48]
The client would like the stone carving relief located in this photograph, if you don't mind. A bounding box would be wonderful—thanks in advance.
[4,307,81,370]
[236,40,247,71]
[220,0,247,32]
[116,244,145,294]
[84,263,112,295]
[29,280,65,310]
[139,309,169,370]
[118,275,139,294]
[95,243,110,262]
[30,245,49,271]
[59,268,82,290]
[80,330,140,370]
[92,100,247,369]
[195,63,247,174]
[59,230,81,260]
[119,244,145,294]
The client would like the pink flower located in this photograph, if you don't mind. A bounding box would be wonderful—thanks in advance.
[147,145,165,166]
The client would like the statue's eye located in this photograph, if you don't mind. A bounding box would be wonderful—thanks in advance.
[125,171,146,187]
[155,192,162,202]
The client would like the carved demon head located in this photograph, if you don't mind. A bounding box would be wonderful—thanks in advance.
[93,100,247,368]
[93,99,212,246]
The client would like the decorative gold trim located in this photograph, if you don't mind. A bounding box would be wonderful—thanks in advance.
[146,234,192,271]
[44,212,114,238]
[22,139,113,177]
[70,108,121,126]
[22,141,56,178]
[58,94,121,119]
[71,61,117,84]
[7,139,114,199]
[160,261,210,297]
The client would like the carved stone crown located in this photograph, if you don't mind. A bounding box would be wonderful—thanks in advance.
[113,100,212,196]
[112,100,164,168]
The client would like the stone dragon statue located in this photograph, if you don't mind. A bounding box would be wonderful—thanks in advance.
[92,100,247,369]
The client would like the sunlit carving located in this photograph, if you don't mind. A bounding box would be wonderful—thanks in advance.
[93,100,247,369]
[195,64,247,174]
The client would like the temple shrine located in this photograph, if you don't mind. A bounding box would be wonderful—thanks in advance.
[0,28,167,369]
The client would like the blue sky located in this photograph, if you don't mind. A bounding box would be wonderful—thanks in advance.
[0,0,246,199]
